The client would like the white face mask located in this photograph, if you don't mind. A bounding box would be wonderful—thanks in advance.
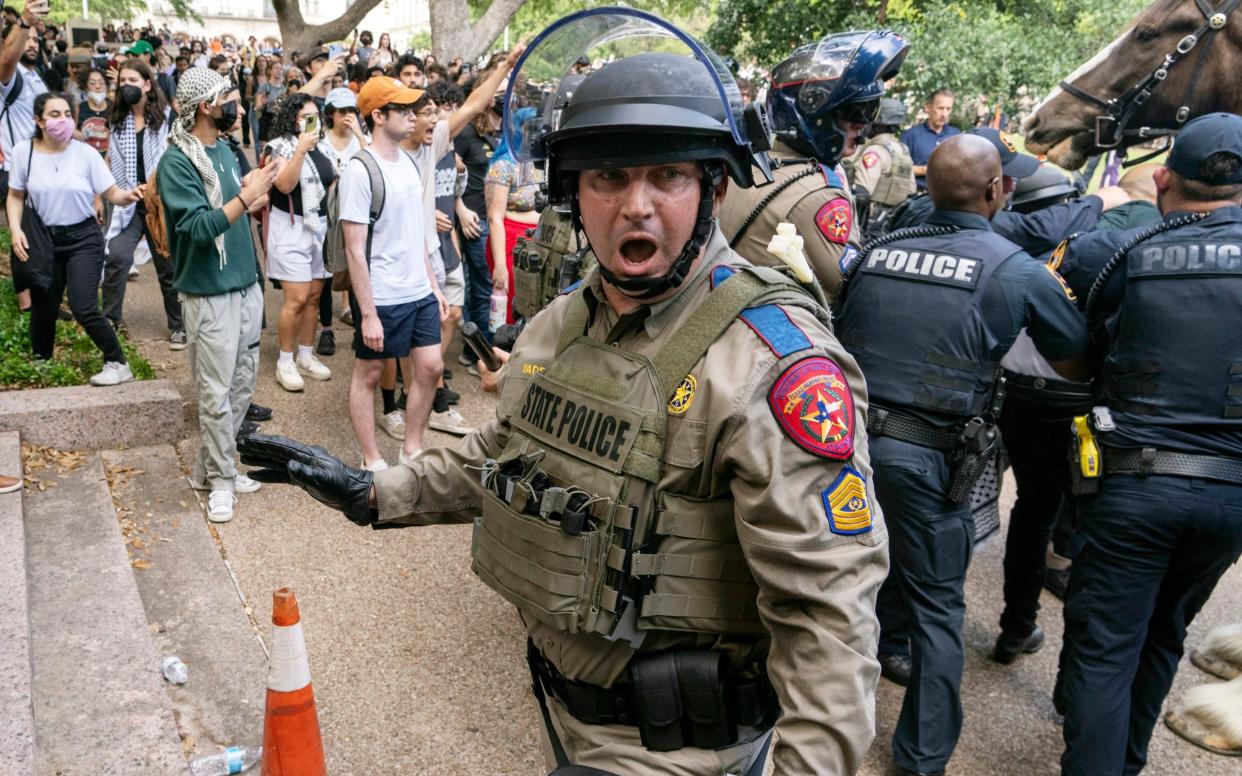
[87,89,108,105]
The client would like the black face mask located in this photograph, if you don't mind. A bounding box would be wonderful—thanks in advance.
[213,101,239,132]
[119,84,143,107]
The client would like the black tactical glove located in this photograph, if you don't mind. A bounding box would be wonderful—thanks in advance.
[238,434,376,526]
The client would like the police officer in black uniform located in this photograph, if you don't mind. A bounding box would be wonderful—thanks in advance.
[889,127,1125,257]
[1055,112,1242,776]
[836,134,1089,776]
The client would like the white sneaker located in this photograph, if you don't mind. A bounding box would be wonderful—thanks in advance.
[296,353,332,381]
[207,490,236,523]
[398,447,422,467]
[378,410,406,440]
[234,474,262,494]
[128,265,140,280]
[429,408,473,436]
[276,359,305,392]
[361,458,389,472]
[89,361,134,387]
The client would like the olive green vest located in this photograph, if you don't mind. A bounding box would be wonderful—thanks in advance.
[513,208,593,319]
[471,267,819,646]
[864,135,917,207]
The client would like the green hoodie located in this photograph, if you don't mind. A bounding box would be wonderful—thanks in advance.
[158,142,258,296]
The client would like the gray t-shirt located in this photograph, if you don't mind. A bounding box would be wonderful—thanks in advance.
[0,65,48,172]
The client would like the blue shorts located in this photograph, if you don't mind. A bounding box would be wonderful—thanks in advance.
[350,293,441,360]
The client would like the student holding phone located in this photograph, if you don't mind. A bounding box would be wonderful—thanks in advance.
[262,92,336,392]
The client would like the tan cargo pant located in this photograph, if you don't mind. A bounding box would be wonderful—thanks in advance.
[541,696,771,776]
[182,282,262,493]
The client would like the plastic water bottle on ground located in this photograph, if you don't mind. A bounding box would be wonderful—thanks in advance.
[189,745,262,775]
[160,656,188,685]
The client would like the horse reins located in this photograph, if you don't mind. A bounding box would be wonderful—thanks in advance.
[1058,0,1241,149]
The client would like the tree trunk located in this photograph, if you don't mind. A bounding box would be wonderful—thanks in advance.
[429,0,528,63]
[877,0,890,24]
[271,0,386,61]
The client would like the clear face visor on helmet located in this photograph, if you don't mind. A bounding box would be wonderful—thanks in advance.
[502,7,769,187]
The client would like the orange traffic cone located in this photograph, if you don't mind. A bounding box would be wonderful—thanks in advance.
[261,588,327,776]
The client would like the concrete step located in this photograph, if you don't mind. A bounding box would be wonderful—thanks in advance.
[23,452,187,776]
[0,431,34,775]
[101,446,266,760]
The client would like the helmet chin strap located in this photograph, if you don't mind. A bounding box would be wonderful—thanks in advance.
[570,163,724,301]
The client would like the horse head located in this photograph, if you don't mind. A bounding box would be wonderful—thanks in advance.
[1025,0,1242,168]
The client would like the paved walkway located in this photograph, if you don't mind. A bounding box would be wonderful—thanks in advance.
[118,253,1241,776]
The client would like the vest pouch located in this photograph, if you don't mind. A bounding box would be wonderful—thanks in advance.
[473,489,609,635]
[637,492,764,636]
[630,652,685,751]
[675,651,735,749]
[513,236,543,319]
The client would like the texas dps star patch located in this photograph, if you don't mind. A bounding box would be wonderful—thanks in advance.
[861,150,881,170]
[821,466,873,535]
[768,356,855,459]
[668,374,697,415]
[815,198,852,245]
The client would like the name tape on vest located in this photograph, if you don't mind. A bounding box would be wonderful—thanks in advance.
[862,246,982,289]
[513,378,642,474]
[1129,243,1242,277]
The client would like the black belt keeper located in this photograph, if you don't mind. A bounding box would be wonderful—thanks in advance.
[1104,447,1242,484]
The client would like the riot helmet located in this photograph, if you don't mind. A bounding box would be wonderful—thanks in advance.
[503,8,774,299]
[1009,164,1080,213]
[874,97,907,131]
[768,30,910,165]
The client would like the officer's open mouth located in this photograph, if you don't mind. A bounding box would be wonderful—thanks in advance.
[620,238,657,264]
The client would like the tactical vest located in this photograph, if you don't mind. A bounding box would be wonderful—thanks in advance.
[837,228,1012,419]
[864,136,917,207]
[1102,214,1242,449]
[471,268,820,645]
[513,208,592,320]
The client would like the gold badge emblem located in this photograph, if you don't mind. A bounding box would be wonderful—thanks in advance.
[668,374,697,415]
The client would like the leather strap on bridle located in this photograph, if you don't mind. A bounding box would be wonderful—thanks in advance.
[1059,0,1242,149]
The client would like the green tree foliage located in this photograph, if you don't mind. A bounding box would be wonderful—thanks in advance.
[48,0,197,26]
[706,0,1149,122]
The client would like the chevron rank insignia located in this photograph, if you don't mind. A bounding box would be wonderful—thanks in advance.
[769,356,855,460]
[822,467,872,535]
[815,198,852,245]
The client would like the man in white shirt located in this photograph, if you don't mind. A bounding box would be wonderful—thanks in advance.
[340,77,447,471]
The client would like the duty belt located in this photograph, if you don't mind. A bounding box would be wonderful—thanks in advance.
[1103,447,1242,484]
[1002,371,1093,400]
[867,406,959,452]
[527,641,778,752]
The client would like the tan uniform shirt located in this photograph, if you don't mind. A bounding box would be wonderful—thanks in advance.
[718,142,861,302]
[847,133,917,208]
[372,227,887,775]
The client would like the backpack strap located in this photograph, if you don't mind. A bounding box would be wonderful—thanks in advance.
[353,149,386,267]
[2,69,24,155]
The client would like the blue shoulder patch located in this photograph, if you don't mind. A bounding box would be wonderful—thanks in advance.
[819,163,844,189]
[560,280,582,295]
[711,265,737,288]
[822,467,873,535]
[739,305,812,358]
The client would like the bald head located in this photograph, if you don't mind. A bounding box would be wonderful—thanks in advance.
[927,134,1005,216]
[1118,163,1159,204]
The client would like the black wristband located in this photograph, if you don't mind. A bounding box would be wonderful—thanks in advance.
[237,193,251,210]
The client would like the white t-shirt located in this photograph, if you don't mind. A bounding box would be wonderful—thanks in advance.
[338,147,429,306]
[317,133,361,176]
[409,121,452,258]
[0,65,48,172]
[10,139,115,225]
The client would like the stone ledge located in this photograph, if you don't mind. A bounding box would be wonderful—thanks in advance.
[0,380,185,451]
[0,431,34,776]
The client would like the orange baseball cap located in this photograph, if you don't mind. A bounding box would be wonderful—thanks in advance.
[357,76,425,117]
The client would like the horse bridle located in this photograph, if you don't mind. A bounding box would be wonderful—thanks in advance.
[1058,0,1241,149]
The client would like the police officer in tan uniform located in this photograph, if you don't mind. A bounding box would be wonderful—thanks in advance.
[240,10,887,776]
[846,97,917,240]
[719,30,910,301]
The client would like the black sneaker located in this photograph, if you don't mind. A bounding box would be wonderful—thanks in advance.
[246,403,273,422]
[59,307,73,321]
[439,385,461,406]
[992,626,1045,665]
[1044,567,1070,601]
[879,653,912,687]
[442,368,454,381]
[316,329,336,356]
[236,420,260,440]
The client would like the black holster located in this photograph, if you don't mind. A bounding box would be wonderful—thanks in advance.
[948,417,998,503]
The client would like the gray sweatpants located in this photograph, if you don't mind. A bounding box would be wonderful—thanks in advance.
[182,283,262,493]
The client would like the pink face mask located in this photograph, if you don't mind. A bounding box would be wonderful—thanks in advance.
[43,117,74,144]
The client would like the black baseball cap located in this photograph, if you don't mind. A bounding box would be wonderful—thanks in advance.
[1167,112,1242,184]
[969,127,1040,178]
